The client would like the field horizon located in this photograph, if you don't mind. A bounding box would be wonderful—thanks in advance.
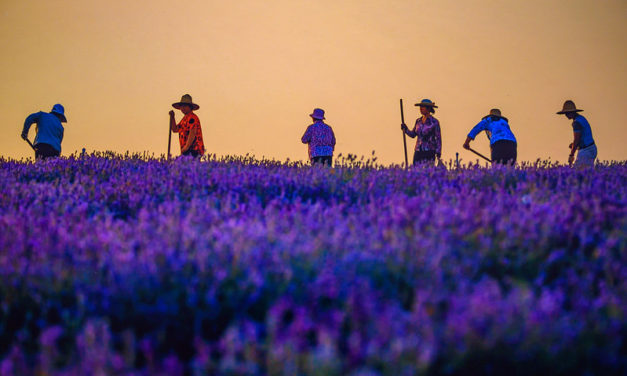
[4,150,627,168]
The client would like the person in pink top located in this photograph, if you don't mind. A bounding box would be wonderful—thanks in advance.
[301,108,336,166]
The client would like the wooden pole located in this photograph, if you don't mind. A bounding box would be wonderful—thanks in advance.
[400,99,408,169]
[167,121,172,160]
[24,137,35,151]
[468,147,492,163]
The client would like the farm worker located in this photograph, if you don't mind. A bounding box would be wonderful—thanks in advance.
[169,94,205,157]
[21,104,67,160]
[401,99,442,165]
[463,108,517,165]
[301,108,336,166]
[556,100,596,167]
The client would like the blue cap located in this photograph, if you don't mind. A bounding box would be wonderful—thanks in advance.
[51,104,67,123]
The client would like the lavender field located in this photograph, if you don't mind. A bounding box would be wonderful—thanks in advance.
[0,154,625,375]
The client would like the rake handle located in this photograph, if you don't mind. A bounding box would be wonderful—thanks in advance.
[468,147,492,163]
[23,137,36,151]
[400,99,408,169]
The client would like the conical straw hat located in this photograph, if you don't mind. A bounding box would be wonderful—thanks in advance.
[172,94,200,111]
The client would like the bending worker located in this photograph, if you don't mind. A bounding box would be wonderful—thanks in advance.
[556,100,596,167]
[463,108,517,165]
[21,104,67,160]
[169,94,205,157]
[301,108,336,166]
[401,99,442,165]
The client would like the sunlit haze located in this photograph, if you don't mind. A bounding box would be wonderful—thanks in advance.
[1,0,625,164]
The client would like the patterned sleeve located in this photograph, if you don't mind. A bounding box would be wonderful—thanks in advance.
[173,118,182,133]
[301,126,312,144]
[468,119,488,140]
[435,121,442,156]
[191,115,201,133]
[405,119,418,138]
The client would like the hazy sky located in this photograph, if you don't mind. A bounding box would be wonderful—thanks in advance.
[1,0,625,164]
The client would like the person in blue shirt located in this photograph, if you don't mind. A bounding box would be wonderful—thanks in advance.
[557,100,596,167]
[21,104,67,160]
[463,108,517,165]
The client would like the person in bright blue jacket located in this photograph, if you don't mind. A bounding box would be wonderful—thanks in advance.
[463,108,517,165]
[21,104,67,160]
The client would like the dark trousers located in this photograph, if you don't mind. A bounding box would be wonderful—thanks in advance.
[491,140,517,165]
[312,156,332,166]
[182,149,201,158]
[34,143,60,160]
[413,150,436,165]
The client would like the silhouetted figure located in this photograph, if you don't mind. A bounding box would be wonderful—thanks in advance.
[401,99,442,165]
[464,109,517,165]
[21,104,66,160]
[301,108,336,166]
[169,94,205,157]
[557,100,596,167]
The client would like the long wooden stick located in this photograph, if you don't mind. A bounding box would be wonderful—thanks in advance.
[24,137,35,151]
[400,99,408,169]
[468,147,492,162]
[167,121,172,160]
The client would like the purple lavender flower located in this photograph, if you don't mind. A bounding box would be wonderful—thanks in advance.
[0,155,624,374]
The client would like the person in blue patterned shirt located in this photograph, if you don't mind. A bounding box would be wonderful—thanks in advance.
[401,99,442,166]
[301,108,336,166]
[464,108,517,165]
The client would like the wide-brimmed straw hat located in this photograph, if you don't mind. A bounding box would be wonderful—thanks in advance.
[172,94,199,111]
[414,99,438,108]
[556,100,583,114]
[483,108,508,122]
[310,108,325,120]
[50,104,67,123]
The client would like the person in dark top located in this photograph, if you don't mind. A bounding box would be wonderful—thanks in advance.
[21,104,67,160]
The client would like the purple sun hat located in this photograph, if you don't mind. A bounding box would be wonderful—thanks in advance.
[310,108,325,120]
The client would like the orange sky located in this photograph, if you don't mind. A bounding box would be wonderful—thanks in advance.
[1,0,625,164]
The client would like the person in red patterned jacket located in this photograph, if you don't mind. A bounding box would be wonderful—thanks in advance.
[169,94,205,157]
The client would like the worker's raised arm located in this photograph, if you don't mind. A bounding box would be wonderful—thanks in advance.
[169,110,179,132]
[22,112,40,139]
